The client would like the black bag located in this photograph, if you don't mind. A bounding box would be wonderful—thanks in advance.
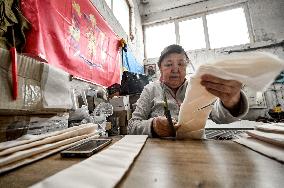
[120,71,149,95]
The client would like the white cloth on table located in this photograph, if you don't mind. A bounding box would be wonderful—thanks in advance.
[30,135,148,188]
[234,135,284,162]
[246,130,284,147]
[0,124,97,156]
[255,123,284,134]
[234,122,284,162]
[0,125,93,151]
[0,124,99,174]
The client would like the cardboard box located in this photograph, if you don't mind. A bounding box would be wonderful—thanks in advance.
[113,110,131,127]
[109,95,130,111]
[107,109,131,135]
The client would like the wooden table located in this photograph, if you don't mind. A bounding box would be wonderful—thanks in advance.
[1,138,283,188]
[118,139,284,188]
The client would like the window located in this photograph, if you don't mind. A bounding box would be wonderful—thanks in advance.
[145,23,176,58]
[113,0,130,35]
[179,17,206,51]
[144,6,251,58]
[207,7,250,48]
[104,0,130,35]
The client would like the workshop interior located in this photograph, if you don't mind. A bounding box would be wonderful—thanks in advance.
[0,0,284,187]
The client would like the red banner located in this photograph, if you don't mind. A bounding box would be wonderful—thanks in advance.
[21,0,121,87]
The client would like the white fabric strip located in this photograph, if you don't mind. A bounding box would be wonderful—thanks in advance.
[0,124,99,173]
[31,135,148,188]
[0,124,96,151]
[255,124,284,134]
[177,52,284,139]
[0,132,98,168]
[0,135,99,174]
[0,124,98,156]
[246,130,284,147]
[234,136,284,162]
[41,63,73,109]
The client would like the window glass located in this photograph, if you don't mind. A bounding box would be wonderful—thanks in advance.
[113,0,130,35]
[179,17,206,51]
[145,23,176,58]
[207,7,250,48]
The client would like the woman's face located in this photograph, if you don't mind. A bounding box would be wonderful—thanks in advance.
[159,53,187,89]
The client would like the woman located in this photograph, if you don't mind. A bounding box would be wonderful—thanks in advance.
[128,44,248,137]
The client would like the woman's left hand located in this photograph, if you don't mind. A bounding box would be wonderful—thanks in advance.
[200,74,242,114]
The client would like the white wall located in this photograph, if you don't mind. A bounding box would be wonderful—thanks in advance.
[91,0,144,63]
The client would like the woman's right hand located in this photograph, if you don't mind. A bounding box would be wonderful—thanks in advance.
[152,116,180,137]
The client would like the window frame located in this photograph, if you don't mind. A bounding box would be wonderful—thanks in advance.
[176,14,207,51]
[204,3,253,49]
[144,3,253,58]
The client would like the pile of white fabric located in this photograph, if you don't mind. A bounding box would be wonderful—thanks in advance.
[235,123,284,162]
[0,124,99,174]
[31,135,148,188]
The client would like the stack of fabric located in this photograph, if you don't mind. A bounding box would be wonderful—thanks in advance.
[31,135,148,188]
[0,124,99,174]
[234,123,284,162]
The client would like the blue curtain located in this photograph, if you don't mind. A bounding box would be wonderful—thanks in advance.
[122,50,144,74]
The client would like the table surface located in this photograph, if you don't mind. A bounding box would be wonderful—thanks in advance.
[118,139,284,188]
[1,138,283,188]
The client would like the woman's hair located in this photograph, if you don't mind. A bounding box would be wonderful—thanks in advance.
[157,44,189,67]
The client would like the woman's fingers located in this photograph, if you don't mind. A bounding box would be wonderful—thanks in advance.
[200,74,242,110]
[201,74,241,88]
[153,116,177,137]
[174,123,181,130]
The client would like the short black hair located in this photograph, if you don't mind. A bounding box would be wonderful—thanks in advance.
[157,44,189,67]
